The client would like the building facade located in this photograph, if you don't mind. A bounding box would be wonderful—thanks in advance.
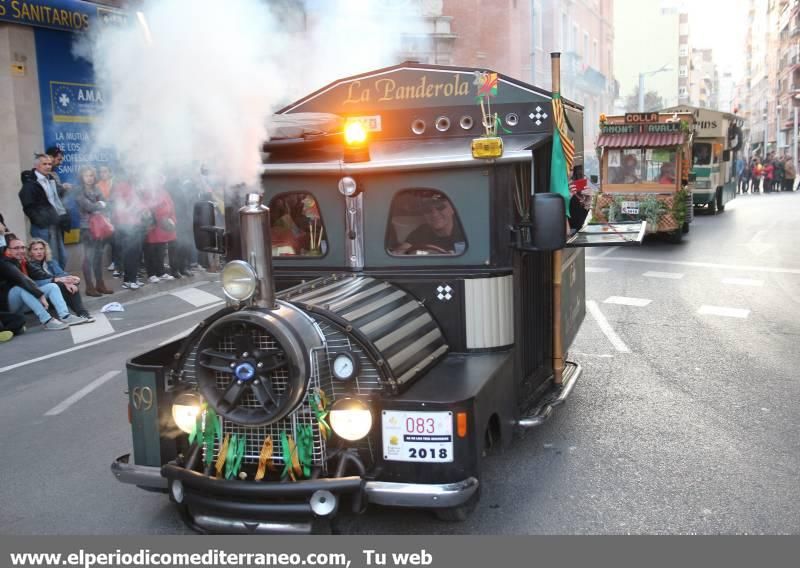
[442,0,616,169]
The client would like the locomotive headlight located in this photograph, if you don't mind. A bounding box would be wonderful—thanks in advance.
[221,260,257,302]
[330,398,372,441]
[171,392,202,434]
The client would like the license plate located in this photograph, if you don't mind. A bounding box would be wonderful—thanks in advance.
[382,410,453,463]
[621,201,640,214]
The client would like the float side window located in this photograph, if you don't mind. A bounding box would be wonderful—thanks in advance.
[386,189,467,256]
[268,192,328,257]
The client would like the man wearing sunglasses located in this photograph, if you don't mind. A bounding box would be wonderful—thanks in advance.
[394,194,466,255]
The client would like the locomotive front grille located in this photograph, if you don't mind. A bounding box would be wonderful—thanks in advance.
[209,329,327,471]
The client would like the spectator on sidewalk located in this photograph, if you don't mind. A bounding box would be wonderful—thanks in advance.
[18,153,70,268]
[75,165,113,296]
[0,311,25,342]
[0,211,11,255]
[165,170,195,278]
[111,174,146,290]
[1,237,85,330]
[142,175,178,283]
[45,147,73,193]
[97,165,121,274]
[27,239,94,323]
[782,155,796,192]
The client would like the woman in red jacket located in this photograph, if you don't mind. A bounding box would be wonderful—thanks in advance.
[142,178,178,283]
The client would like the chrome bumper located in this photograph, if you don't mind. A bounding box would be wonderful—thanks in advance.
[112,454,479,509]
[111,454,167,490]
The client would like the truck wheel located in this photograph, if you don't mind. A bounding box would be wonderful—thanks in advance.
[667,230,683,244]
[434,486,482,522]
[717,191,725,212]
[682,222,690,234]
[708,195,718,215]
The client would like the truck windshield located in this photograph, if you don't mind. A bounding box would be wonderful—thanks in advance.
[693,143,712,166]
[269,192,327,257]
[386,189,467,256]
[608,148,678,185]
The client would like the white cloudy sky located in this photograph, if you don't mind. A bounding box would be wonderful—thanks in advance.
[685,0,749,81]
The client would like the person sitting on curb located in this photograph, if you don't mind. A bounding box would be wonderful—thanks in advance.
[0,310,25,342]
[0,237,87,330]
[27,239,95,323]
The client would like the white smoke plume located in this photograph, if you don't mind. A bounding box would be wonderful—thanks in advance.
[78,0,427,187]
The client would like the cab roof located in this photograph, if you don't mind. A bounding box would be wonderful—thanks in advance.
[261,62,581,175]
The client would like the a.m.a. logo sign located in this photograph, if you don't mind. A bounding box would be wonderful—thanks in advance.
[50,81,105,123]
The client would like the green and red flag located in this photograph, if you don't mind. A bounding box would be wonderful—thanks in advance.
[474,71,498,101]
[550,92,574,217]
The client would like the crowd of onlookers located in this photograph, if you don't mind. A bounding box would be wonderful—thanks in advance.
[1,147,218,343]
[737,153,797,194]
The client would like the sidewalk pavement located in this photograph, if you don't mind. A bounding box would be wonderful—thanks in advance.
[78,267,221,313]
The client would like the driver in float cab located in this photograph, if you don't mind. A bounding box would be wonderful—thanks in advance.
[394,194,466,255]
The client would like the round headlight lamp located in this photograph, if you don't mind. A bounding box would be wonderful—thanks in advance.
[329,398,373,441]
[337,176,358,197]
[221,260,257,302]
[171,392,203,434]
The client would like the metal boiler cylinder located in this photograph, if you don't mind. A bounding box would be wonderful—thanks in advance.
[239,193,275,309]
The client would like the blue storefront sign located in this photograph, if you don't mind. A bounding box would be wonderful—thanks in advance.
[0,0,125,33]
[27,2,126,234]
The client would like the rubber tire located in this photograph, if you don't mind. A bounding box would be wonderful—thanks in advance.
[682,222,690,234]
[708,194,718,215]
[434,485,482,522]
[667,230,683,244]
[717,192,725,212]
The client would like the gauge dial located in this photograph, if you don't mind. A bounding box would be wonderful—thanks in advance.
[332,352,359,381]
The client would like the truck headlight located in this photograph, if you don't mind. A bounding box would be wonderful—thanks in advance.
[330,398,372,441]
[171,392,203,434]
[222,260,257,302]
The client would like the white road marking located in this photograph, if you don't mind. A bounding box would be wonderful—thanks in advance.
[586,267,612,273]
[585,256,800,275]
[44,371,121,416]
[69,312,114,344]
[569,352,614,358]
[697,305,750,319]
[0,302,224,375]
[122,280,215,307]
[643,271,685,280]
[159,326,196,346]
[586,300,631,353]
[722,277,764,287]
[586,247,616,259]
[170,287,221,307]
[603,296,652,307]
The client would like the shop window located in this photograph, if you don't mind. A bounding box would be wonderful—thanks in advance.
[386,189,467,256]
[268,192,327,257]
[608,148,678,185]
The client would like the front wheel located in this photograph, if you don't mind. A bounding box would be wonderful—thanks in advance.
[717,192,726,212]
[434,486,482,522]
[682,222,690,234]
[667,230,683,244]
[708,194,718,215]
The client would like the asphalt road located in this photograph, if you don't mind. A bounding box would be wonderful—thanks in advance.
[1,191,798,534]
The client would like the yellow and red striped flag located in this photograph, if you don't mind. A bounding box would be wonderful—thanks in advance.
[550,92,574,217]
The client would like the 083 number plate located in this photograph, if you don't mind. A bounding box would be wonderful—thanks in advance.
[382,410,454,463]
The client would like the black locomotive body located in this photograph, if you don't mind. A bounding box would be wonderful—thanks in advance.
[111,62,640,534]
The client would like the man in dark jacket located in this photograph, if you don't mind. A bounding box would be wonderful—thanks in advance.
[1,237,85,330]
[18,153,70,268]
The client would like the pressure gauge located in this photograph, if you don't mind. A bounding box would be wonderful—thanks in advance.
[331,352,359,381]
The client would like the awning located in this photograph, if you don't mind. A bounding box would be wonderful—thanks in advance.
[597,131,685,148]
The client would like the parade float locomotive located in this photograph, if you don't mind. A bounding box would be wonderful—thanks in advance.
[111,57,643,534]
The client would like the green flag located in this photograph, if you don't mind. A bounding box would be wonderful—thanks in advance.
[550,126,572,217]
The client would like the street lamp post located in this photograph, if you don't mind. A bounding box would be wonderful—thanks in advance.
[638,64,672,112]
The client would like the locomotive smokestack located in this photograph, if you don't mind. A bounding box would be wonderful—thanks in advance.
[239,193,276,309]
